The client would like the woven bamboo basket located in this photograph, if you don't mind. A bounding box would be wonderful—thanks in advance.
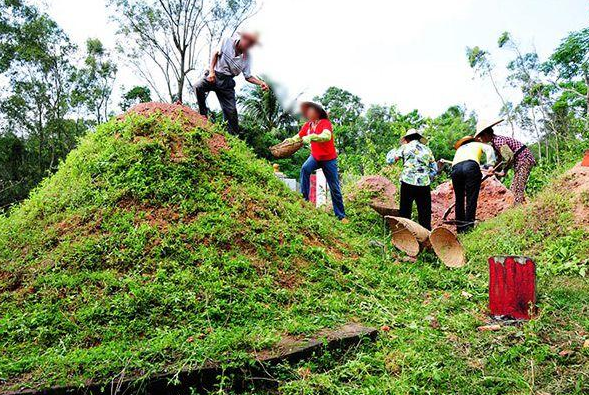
[270,140,304,158]
[369,202,400,217]
[385,216,431,257]
[429,227,466,268]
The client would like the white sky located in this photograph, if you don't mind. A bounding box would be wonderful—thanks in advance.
[41,0,588,138]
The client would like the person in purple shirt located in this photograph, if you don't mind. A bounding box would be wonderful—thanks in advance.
[475,119,536,205]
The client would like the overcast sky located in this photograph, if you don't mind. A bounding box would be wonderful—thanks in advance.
[42,0,587,136]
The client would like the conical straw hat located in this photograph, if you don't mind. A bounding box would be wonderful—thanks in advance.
[474,118,504,138]
[429,227,466,268]
[386,216,431,257]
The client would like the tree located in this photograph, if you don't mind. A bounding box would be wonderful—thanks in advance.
[314,86,364,126]
[109,0,257,103]
[1,12,79,172]
[237,78,298,173]
[466,45,516,136]
[73,38,118,124]
[120,85,152,111]
[544,27,589,116]
[0,1,87,208]
[498,32,550,161]
[238,77,296,135]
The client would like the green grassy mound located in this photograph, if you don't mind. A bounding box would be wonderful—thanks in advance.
[0,105,367,391]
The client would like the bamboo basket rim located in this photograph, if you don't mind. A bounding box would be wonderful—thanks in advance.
[429,227,466,268]
[270,140,304,158]
[385,216,430,257]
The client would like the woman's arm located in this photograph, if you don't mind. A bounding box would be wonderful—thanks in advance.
[428,150,438,179]
[481,143,497,166]
[304,129,331,143]
[386,147,402,164]
[285,123,308,143]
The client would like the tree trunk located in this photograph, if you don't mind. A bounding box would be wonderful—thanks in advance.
[584,72,589,119]
[489,71,516,137]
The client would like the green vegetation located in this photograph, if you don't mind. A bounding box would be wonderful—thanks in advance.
[0,113,366,391]
[1,1,588,394]
[1,109,587,394]
[248,164,589,395]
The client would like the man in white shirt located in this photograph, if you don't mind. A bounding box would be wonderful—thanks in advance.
[194,32,268,135]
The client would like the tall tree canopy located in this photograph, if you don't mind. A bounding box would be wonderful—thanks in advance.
[109,0,257,103]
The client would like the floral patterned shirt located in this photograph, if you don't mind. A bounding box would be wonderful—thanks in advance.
[386,140,438,186]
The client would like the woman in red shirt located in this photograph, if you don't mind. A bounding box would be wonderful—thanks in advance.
[285,101,346,221]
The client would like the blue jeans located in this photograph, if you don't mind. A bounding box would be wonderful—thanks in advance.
[300,156,346,220]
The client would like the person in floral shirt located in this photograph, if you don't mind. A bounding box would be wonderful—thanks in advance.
[386,129,438,230]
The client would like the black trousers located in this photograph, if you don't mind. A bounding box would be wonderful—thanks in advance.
[194,72,239,135]
[399,182,432,230]
[451,160,482,233]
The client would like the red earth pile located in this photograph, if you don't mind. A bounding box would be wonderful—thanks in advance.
[349,175,398,207]
[118,102,228,157]
[558,162,589,227]
[431,176,515,228]
[119,102,207,129]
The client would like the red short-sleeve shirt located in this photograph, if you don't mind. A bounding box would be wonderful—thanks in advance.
[298,119,337,161]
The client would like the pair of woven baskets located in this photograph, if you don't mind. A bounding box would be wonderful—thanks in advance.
[385,216,466,268]
[270,140,303,159]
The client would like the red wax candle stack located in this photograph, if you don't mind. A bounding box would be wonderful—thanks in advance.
[488,256,536,320]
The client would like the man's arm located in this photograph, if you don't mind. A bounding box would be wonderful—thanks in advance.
[246,76,269,91]
[207,52,219,83]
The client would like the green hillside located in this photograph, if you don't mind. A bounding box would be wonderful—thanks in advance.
[0,105,368,391]
[0,105,587,394]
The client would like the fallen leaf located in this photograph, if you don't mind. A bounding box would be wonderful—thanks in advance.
[187,336,194,343]
[477,324,502,332]
[297,367,311,379]
[583,339,589,348]
[559,349,574,357]
[461,291,472,299]
[381,325,391,332]
[425,315,440,329]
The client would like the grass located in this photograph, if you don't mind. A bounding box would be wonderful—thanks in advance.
[0,113,366,391]
[0,110,587,394]
[239,159,589,394]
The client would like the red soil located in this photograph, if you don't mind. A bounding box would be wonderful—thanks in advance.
[558,162,589,227]
[350,175,398,207]
[118,102,228,155]
[431,177,515,228]
[119,102,207,130]
[207,133,228,155]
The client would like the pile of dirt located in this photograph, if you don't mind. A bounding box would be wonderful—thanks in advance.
[557,162,589,226]
[119,102,207,130]
[0,102,362,392]
[431,177,514,228]
[348,175,398,207]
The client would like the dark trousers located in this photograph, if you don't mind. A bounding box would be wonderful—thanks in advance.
[300,156,346,220]
[399,182,432,230]
[194,73,239,135]
[451,160,482,233]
